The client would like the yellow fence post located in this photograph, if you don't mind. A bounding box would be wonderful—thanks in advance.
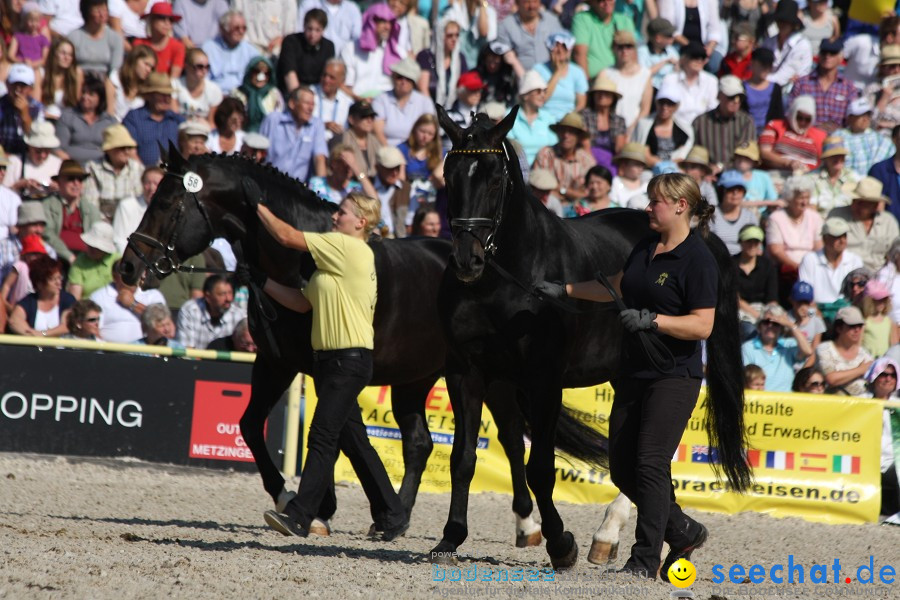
[282,374,303,477]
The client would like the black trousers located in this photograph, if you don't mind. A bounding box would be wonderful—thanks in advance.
[284,349,406,531]
[609,376,703,575]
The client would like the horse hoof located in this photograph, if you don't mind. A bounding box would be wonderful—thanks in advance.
[515,530,543,548]
[548,532,578,570]
[309,518,331,536]
[587,540,618,564]
[429,541,460,565]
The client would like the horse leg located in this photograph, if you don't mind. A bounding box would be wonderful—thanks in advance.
[524,381,578,570]
[485,384,540,548]
[429,365,485,564]
[239,357,298,506]
[391,375,438,518]
[589,492,632,564]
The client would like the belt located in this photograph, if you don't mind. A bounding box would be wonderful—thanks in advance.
[312,348,370,361]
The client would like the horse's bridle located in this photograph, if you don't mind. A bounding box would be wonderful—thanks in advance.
[447,143,510,257]
[126,169,225,279]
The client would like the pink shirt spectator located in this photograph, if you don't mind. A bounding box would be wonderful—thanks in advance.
[765,207,824,265]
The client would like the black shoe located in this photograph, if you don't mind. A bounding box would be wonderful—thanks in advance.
[380,519,410,542]
[263,510,309,538]
[660,523,708,583]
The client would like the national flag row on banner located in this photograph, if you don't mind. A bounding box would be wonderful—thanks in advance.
[671,445,861,474]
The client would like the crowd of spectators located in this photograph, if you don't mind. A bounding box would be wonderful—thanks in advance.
[0,0,897,512]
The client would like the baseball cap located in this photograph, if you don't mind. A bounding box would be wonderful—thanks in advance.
[822,217,849,237]
[349,100,377,119]
[7,63,34,86]
[681,41,707,59]
[819,38,843,54]
[178,120,211,137]
[656,80,682,104]
[835,305,864,326]
[545,31,575,51]
[376,146,406,168]
[790,281,814,302]
[865,279,891,301]
[719,75,744,97]
[647,18,675,37]
[847,97,874,117]
[458,70,485,91]
[718,170,747,190]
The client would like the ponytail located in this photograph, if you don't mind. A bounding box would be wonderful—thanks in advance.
[694,195,716,238]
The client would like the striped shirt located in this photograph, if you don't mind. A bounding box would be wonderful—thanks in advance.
[787,73,858,131]
[758,120,827,169]
[692,108,757,167]
[81,158,144,221]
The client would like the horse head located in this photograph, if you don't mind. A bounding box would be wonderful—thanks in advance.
[437,104,518,284]
[119,143,256,285]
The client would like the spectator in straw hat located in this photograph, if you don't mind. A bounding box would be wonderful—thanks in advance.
[827,177,900,272]
[659,41,718,125]
[731,142,779,207]
[373,57,435,148]
[603,30,652,134]
[809,136,860,217]
[3,121,63,200]
[122,72,185,166]
[862,44,900,135]
[66,221,118,300]
[43,159,102,264]
[533,31,587,123]
[835,98,895,177]
[631,80,693,166]
[0,148,19,239]
[0,63,43,156]
[580,72,625,171]
[677,145,717,207]
[741,303,812,392]
[528,168,563,217]
[82,124,144,222]
[692,75,757,173]
[508,69,557,165]
[533,111,596,204]
[610,142,648,209]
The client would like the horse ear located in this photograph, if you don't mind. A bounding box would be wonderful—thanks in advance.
[158,141,168,166]
[488,104,518,146]
[167,141,186,172]
[436,104,463,148]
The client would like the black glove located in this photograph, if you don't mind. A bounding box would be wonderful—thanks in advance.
[534,280,567,300]
[619,308,658,333]
[241,176,264,210]
[235,262,268,288]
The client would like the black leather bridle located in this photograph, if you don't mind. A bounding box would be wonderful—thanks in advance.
[446,143,511,257]
[126,169,227,279]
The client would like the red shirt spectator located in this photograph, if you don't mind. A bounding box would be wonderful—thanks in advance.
[759,95,827,171]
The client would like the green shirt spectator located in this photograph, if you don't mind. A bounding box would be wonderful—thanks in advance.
[572,3,635,79]
[65,221,118,300]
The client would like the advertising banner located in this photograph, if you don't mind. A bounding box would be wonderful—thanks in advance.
[304,379,883,524]
[0,344,284,471]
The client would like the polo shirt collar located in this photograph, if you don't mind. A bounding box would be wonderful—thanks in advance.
[649,229,701,261]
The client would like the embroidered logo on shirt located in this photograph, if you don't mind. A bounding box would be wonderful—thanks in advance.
[656,272,669,286]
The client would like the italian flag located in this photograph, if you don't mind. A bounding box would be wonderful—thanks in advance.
[832,455,861,474]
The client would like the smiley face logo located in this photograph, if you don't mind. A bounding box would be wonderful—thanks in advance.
[667,558,696,588]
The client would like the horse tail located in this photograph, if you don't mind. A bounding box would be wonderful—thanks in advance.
[552,405,610,471]
[700,231,753,492]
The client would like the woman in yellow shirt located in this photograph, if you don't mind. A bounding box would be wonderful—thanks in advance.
[253,190,409,542]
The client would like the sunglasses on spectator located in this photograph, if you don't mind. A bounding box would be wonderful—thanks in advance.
[83,317,100,323]
[760,320,781,327]
[805,380,825,389]
[615,44,635,50]
[192,63,210,71]
[231,25,247,31]
[845,323,864,330]
[796,113,813,123]
[878,371,898,379]
[851,280,867,288]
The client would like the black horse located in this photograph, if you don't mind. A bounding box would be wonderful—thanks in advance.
[118,146,609,543]
[433,107,749,568]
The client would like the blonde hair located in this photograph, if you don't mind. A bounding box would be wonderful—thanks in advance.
[861,295,892,318]
[344,192,381,235]
[646,172,715,236]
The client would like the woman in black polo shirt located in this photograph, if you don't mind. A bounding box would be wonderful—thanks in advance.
[537,172,742,580]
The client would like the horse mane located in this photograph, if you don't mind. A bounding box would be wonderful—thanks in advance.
[186,152,337,229]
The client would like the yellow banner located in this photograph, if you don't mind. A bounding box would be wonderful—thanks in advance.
[302,380,882,524]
